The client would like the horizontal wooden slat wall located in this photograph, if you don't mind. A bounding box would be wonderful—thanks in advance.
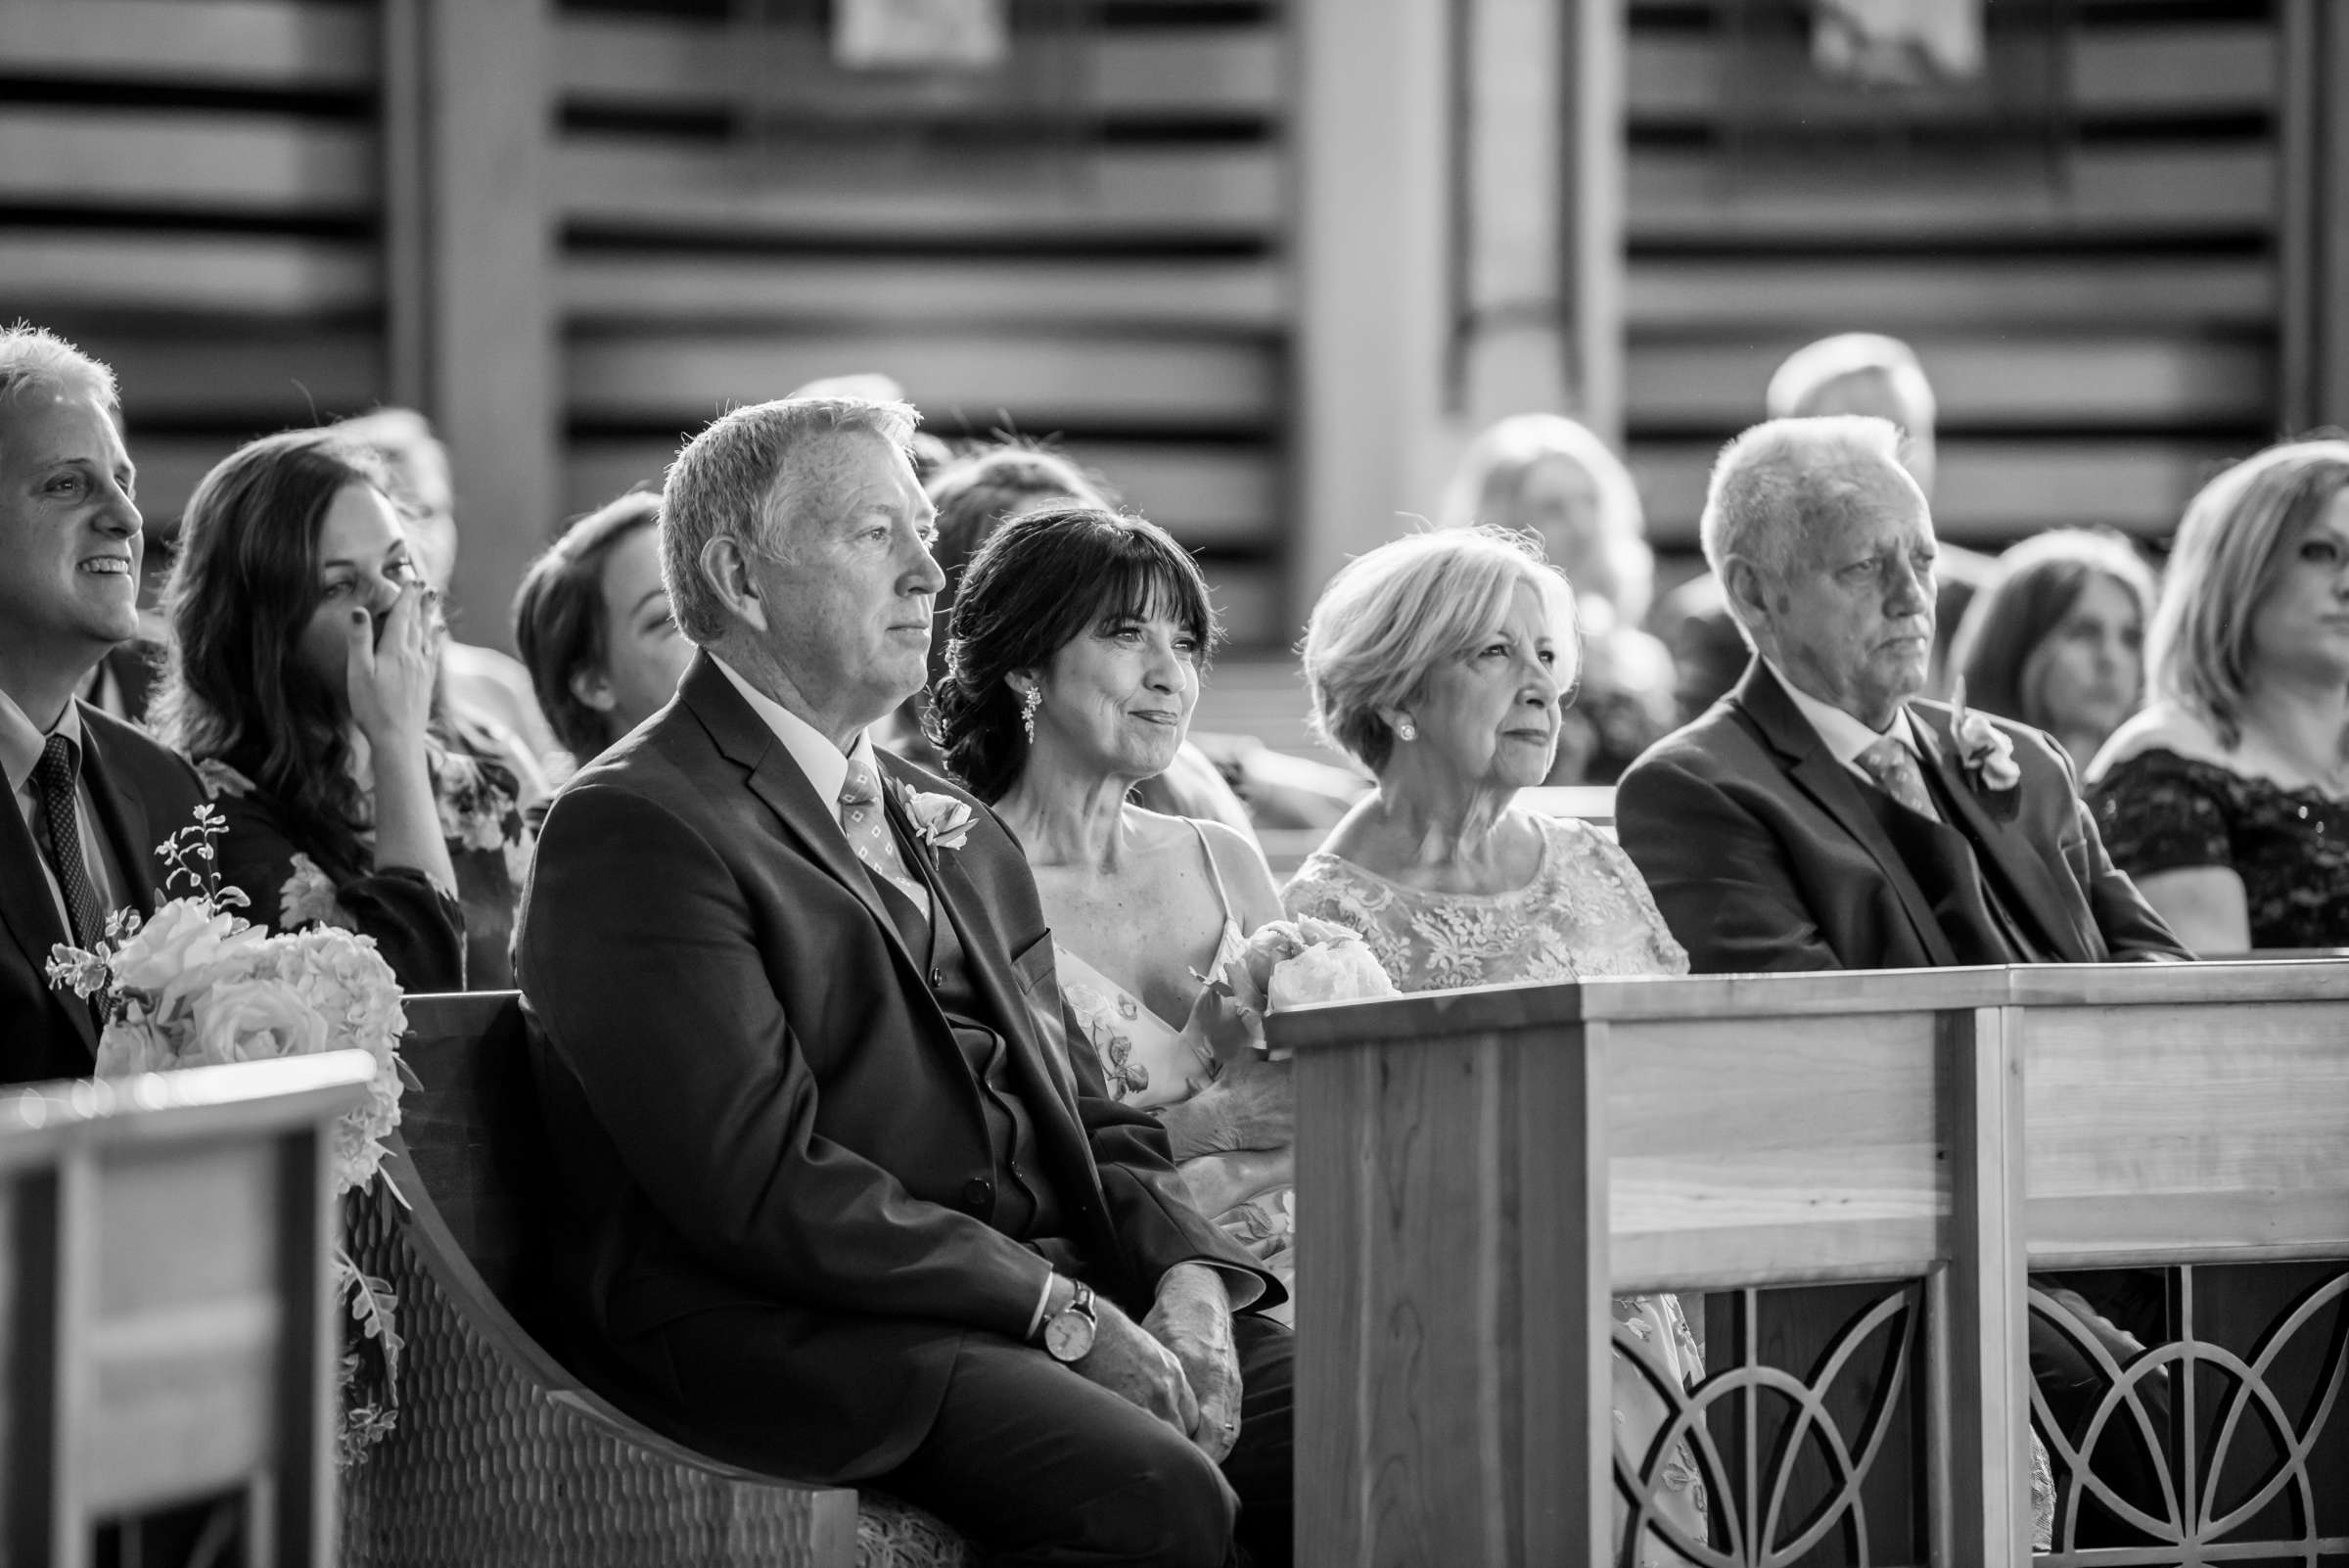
[0,0,389,526]
[1624,0,2282,553]
[554,0,1294,646]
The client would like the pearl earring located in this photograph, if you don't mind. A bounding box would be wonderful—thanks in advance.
[1396,717,1417,742]
[1020,686,1041,744]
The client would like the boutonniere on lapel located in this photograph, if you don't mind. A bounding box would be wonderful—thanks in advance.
[1949,679,2022,796]
[897,786,977,853]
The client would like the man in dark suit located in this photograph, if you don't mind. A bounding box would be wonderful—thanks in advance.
[517,396,1291,1567]
[0,325,206,1086]
[1618,412,2187,1542]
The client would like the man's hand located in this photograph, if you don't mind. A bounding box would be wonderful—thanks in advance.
[1162,1056,1292,1159]
[1071,1293,1200,1439]
[1143,1263,1242,1462]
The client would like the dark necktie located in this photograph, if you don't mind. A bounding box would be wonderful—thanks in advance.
[32,734,105,949]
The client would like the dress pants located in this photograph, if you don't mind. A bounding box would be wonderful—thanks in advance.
[880,1314,1294,1568]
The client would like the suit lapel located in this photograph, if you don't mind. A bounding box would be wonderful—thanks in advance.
[77,707,161,913]
[882,771,1083,1120]
[683,657,931,988]
[1910,709,2096,962]
[1733,662,1959,967]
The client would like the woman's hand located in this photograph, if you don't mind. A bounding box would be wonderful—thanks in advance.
[345,581,443,749]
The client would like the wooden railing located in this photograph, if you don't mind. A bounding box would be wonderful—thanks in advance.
[1272,960,2349,1566]
[0,1052,375,1567]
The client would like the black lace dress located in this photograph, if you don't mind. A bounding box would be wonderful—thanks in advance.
[2090,748,2349,949]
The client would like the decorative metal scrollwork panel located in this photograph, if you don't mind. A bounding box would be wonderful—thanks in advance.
[2030,1264,2349,1564]
[1618,1281,1926,1567]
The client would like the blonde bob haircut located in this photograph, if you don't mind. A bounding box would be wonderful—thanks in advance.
[2149,436,2349,747]
[1304,527,1580,775]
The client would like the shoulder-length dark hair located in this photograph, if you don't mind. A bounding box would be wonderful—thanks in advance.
[932,506,1218,803]
[153,428,402,875]
[513,489,662,760]
[1950,528,2156,732]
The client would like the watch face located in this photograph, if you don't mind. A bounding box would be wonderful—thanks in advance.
[1045,1309,1096,1363]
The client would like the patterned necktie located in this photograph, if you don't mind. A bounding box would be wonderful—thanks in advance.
[838,757,929,915]
[32,734,105,949]
[1858,734,1936,819]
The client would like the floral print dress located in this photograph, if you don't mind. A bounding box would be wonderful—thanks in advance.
[1057,821,1297,1318]
[1283,812,1710,1561]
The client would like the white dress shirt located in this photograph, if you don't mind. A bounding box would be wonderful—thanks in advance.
[1765,661,1943,824]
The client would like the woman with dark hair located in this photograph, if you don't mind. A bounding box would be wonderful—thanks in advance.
[934,507,1298,1314]
[910,441,1259,833]
[1948,529,2155,769]
[513,489,690,770]
[153,429,533,991]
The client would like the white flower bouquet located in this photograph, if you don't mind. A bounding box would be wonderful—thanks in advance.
[46,807,413,1465]
[1212,916,1400,1059]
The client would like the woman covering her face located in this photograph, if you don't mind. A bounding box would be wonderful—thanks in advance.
[153,430,536,991]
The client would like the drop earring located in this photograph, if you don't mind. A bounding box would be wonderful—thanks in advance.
[1020,686,1041,744]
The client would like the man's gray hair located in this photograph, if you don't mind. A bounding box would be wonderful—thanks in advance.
[660,395,918,645]
[0,322,119,416]
[1700,415,1911,632]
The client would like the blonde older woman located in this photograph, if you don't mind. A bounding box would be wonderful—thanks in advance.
[1441,414,1676,781]
[2090,438,2349,952]
[1281,527,1708,1561]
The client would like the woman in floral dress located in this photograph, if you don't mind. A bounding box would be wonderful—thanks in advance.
[153,429,533,992]
[933,505,1299,1316]
[1283,526,1710,1563]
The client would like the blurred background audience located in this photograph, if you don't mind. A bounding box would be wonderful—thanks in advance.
[1949,529,2156,770]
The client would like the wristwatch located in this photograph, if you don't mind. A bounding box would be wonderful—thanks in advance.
[1041,1280,1098,1363]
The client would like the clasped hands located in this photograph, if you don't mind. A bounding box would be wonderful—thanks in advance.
[1048,1263,1243,1463]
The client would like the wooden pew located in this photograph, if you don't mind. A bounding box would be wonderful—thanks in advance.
[1274,961,2349,1565]
[0,1051,375,1567]
[341,992,976,1568]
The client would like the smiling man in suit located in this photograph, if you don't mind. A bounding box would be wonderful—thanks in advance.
[1617,413,2188,1544]
[517,396,1291,1567]
[0,324,205,1085]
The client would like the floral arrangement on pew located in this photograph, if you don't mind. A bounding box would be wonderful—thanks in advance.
[45,807,413,1466]
[1212,916,1400,1058]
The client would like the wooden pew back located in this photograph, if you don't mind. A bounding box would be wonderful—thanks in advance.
[1275,960,2349,1566]
[0,1053,374,1568]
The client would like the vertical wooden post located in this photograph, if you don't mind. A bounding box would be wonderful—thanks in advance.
[1516,1020,1612,1566]
[1455,0,1570,427]
[274,1130,341,1567]
[1292,0,1453,616]
[1558,0,1625,446]
[1944,1005,2029,1561]
[418,0,556,655]
[380,0,429,413]
[2279,0,2349,434]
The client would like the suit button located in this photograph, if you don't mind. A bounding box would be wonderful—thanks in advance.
[961,1177,993,1212]
[931,967,945,989]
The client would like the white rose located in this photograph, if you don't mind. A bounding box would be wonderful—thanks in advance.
[93,1016,178,1078]
[188,976,329,1066]
[109,899,268,1012]
[1267,939,1399,1012]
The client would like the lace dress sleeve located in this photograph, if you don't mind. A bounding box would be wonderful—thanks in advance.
[2091,750,2234,879]
[1566,818,1691,977]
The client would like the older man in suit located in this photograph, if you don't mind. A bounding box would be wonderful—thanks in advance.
[0,325,205,1085]
[517,396,1290,1567]
[1618,413,2187,1543]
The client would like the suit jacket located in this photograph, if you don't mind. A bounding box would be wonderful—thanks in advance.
[514,653,1273,1480]
[1616,661,2189,974]
[0,703,206,1084]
